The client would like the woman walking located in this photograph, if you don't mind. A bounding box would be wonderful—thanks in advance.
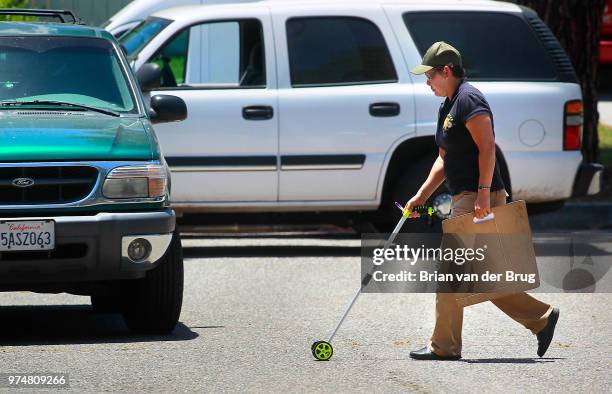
[405,41,559,360]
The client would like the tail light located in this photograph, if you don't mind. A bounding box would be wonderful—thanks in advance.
[563,100,582,151]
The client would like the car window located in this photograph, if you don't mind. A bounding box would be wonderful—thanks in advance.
[150,28,190,86]
[120,17,171,58]
[149,19,265,88]
[286,17,397,87]
[403,12,557,81]
[0,36,137,113]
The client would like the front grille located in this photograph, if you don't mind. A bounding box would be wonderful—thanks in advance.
[0,166,98,205]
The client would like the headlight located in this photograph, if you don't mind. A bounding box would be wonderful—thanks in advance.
[103,164,167,199]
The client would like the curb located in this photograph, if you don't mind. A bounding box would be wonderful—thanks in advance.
[529,202,612,230]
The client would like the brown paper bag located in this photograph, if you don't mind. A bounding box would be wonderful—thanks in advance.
[441,200,540,307]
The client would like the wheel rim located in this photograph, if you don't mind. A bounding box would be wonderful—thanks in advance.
[313,341,333,360]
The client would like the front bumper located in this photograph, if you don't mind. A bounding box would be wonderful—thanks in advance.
[572,163,604,197]
[0,208,175,285]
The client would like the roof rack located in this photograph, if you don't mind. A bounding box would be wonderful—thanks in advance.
[0,9,82,24]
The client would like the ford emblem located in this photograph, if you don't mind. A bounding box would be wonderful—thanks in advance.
[12,177,35,188]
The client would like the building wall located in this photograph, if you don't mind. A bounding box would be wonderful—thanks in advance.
[27,0,132,26]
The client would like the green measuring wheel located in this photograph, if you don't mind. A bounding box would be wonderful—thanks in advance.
[311,341,333,361]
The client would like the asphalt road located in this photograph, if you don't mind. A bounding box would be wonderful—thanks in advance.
[0,231,610,393]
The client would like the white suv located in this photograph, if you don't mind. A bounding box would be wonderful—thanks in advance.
[119,0,602,230]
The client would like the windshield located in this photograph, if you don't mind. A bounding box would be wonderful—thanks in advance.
[120,17,171,58]
[0,36,137,113]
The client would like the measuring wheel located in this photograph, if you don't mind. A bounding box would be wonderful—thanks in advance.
[311,341,333,361]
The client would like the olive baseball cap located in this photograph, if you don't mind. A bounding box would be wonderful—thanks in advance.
[410,41,462,75]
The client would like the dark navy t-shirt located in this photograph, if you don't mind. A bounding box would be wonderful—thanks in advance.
[435,78,505,195]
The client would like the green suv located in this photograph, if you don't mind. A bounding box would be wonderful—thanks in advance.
[0,9,187,334]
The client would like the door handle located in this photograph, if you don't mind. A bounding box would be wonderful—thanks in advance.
[243,105,274,120]
[369,102,400,117]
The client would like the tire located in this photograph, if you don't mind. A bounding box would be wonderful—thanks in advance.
[121,230,184,335]
[386,155,450,233]
[90,294,122,313]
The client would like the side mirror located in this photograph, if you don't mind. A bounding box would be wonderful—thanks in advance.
[149,94,187,124]
[136,62,162,92]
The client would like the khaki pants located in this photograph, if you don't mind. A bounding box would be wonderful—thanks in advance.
[428,189,554,357]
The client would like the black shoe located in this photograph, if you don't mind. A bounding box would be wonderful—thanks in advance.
[537,307,559,357]
[409,346,461,361]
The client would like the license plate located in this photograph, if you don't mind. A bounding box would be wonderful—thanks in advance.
[0,220,55,251]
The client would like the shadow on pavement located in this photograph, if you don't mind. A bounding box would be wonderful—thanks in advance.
[180,233,359,240]
[461,357,564,364]
[0,304,198,346]
[181,237,609,259]
[183,245,361,258]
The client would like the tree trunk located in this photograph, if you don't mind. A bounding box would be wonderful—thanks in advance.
[510,0,605,163]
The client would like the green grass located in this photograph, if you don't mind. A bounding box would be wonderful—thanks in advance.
[599,123,612,170]
[152,56,186,85]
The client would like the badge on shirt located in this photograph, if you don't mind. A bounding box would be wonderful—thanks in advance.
[443,114,455,131]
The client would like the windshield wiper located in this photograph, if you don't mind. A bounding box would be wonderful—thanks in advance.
[0,100,121,117]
